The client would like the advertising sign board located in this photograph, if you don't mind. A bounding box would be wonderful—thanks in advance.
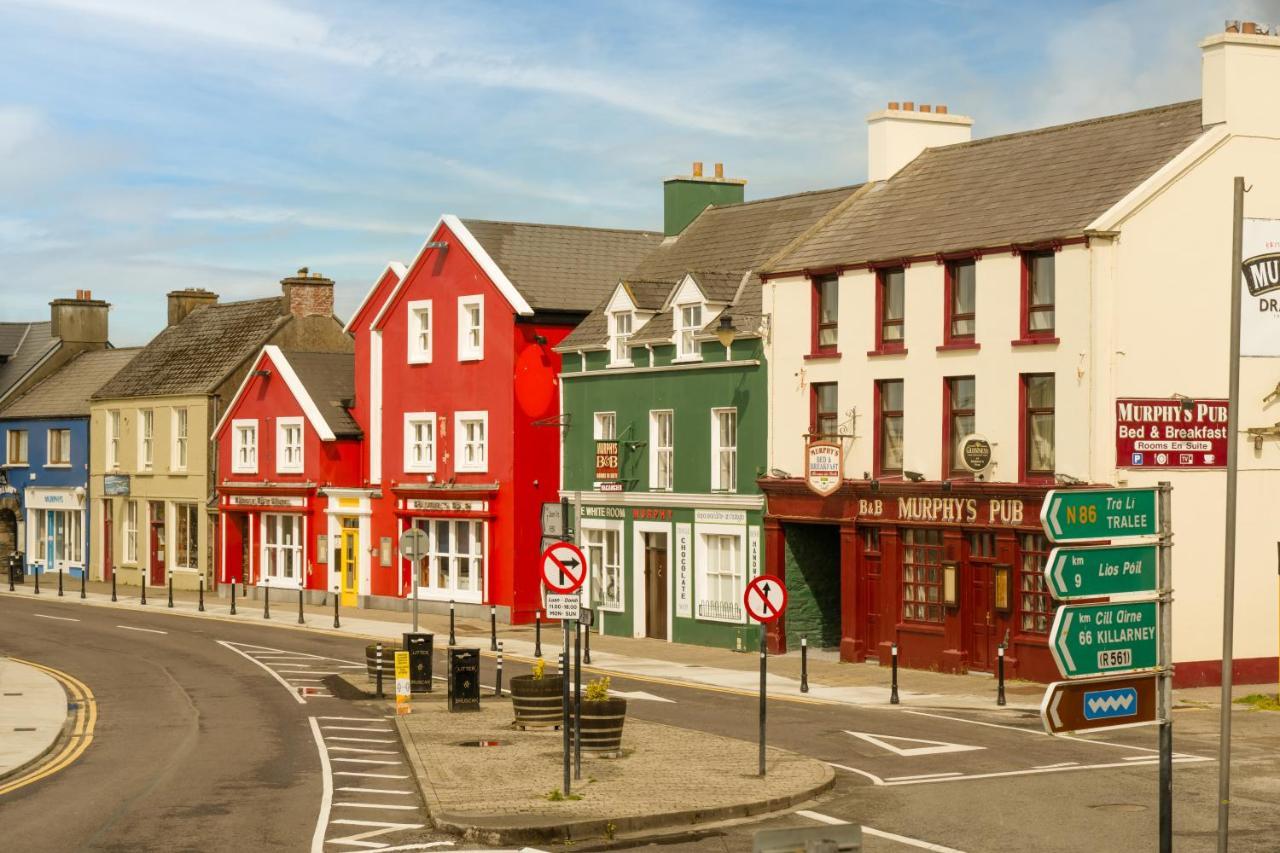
[595,440,619,482]
[1115,398,1228,469]
[805,442,842,497]
[1240,218,1280,356]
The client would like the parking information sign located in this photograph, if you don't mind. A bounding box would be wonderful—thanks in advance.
[545,593,581,621]
[1049,600,1159,679]
[541,541,587,594]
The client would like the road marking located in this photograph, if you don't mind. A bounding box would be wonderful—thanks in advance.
[795,810,847,825]
[1033,762,1079,769]
[901,709,1202,756]
[334,772,410,779]
[325,726,394,733]
[885,772,964,782]
[337,787,414,795]
[308,717,335,853]
[332,758,401,765]
[326,737,397,744]
[320,716,382,722]
[117,625,167,634]
[334,802,418,810]
[291,678,325,683]
[327,747,398,754]
[825,762,886,786]
[609,689,675,703]
[219,640,306,704]
[0,659,97,797]
[796,810,967,852]
[34,613,79,621]
[845,731,984,757]
[829,756,1210,787]
[327,819,426,848]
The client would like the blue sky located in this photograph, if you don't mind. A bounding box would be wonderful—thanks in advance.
[1,0,1275,343]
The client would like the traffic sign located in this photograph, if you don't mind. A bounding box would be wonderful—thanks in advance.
[1041,674,1159,735]
[398,527,429,561]
[395,650,411,712]
[540,502,565,537]
[744,575,787,623]
[541,541,587,594]
[545,593,581,621]
[1044,543,1158,601]
[1050,600,1159,679]
[1041,487,1159,542]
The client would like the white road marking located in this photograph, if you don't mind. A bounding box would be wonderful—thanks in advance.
[332,758,401,765]
[219,641,306,704]
[327,819,425,848]
[327,747,398,754]
[309,717,335,853]
[326,737,397,744]
[35,613,79,621]
[829,756,1211,787]
[1033,762,1079,769]
[320,716,382,722]
[356,845,455,852]
[885,772,964,782]
[795,810,847,825]
[608,689,675,703]
[337,788,414,796]
[291,679,325,683]
[825,762,886,786]
[901,709,1198,756]
[796,810,967,852]
[334,802,418,810]
[325,726,394,733]
[334,772,410,779]
[845,731,984,757]
[117,625,167,634]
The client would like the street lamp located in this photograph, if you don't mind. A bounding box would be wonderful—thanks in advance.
[715,313,737,350]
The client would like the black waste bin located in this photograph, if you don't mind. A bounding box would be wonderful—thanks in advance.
[8,551,24,585]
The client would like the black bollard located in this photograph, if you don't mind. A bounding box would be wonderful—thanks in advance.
[333,590,340,629]
[111,567,117,602]
[264,584,271,619]
[997,643,1007,707]
[495,641,504,697]
[890,643,900,705]
[58,567,64,597]
[80,567,86,599]
[198,576,205,612]
[34,564,40,595]
[448,599,456,646]
[490,605,498,651]
[230,579,237,615]
[7,559,13,592]
[535,609,542,658]
[297,587,305,625]
[801,636,809,693]
[139,573,144,605]
[167,572,174,608]
[375,642,384,698]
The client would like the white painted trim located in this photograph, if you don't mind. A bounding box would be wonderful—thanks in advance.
[632,520,671,640]
[230,418,258,474]
[710,407,738,493]
[443,215,533,315]
[344,261,407,334]
[265,345,337,442]
[308,717,335,852]
[693,521,748,625]
[370,331,383,484]
[457,294,484,361]
[405,299,433,364]
[1087,125,1229,232]
[648,409,674,492]
[563,490,764,510]
[454,410,488,473]
[579,517,624,613]
[402,411,437,473]
[276,416,305,474]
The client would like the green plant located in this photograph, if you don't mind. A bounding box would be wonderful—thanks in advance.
[1234,693,1280,711]
[531,658,546,680]
[584,675,611,702]
[604,821,617,840]
[546,788,582,801]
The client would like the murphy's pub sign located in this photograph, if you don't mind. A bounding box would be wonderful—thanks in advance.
[805,441,843,497]
[595,440,619,483]
[1240,218,1280,356]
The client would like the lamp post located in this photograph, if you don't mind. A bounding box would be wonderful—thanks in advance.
[715,313,737,351]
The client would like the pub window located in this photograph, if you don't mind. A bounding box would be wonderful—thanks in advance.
[945,376,976,476]
[967,531,996,559]
[1018,532,1054,633]
[946,259,976,341]
[813,274,839,352]
[876,379,904,475]
[1023,373,1055,478]
[1023,251,1055,338]
[877,266,905,349]
[811,382,839,439]
[861,527,881,553]
[175,503,199,571]
[902,528,944,624]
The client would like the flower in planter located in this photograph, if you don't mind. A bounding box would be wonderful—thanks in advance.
[531,658,546,680]
[584,676,611,702]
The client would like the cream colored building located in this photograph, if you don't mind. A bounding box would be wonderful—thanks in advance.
[758,25,1280,685]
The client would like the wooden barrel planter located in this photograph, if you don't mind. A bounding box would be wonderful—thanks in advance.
[509,674,564,728]
[364,643,400,680]
[574,697,627,753]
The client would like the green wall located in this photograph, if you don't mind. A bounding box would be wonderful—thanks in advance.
[663,178,745,236]
[783,522,842,649]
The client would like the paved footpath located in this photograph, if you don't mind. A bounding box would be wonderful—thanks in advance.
[0,657,69,779]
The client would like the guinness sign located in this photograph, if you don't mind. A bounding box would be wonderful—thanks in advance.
[959,434,992,473]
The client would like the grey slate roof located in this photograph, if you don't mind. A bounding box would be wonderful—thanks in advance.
[558,184,858,350]
[0,348,140,419]
[279,350,360,438]
[93,298,289,400]
[769,100,1207,272]
[0,322,58,400]
[460,219,663,314]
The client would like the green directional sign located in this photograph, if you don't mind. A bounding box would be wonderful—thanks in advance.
[1044,544,1158,601]
[1050,600,1159,679]
[1041,488,1159,543]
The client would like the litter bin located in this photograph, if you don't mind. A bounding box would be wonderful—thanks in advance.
[8,551,25,585]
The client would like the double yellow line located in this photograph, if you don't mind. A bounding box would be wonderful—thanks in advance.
[0,658,97,796]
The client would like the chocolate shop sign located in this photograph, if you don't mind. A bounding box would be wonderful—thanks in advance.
[858,495,1028,526]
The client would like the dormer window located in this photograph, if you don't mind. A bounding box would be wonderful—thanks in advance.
[610,311,633,365]
[676,303,703,360]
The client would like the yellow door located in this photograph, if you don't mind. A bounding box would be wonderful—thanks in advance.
[340,521,359,607]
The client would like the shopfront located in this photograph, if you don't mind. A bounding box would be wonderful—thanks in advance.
[760,478,1058,682]
[218,490,319,594]
[394,491,494,609]
[25,486,88,578]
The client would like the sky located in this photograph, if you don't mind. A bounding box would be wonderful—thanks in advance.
[2,0,1278,344]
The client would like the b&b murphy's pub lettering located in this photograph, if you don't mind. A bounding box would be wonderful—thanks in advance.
[858,495,1026,526]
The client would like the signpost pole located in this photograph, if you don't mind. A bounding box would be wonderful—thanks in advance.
[1158,481,1173,853]
[1217,176,1245,853]
[759,622,767,777]
[412,545,420,634]
[574,619,582,780]
[562,625,571,797]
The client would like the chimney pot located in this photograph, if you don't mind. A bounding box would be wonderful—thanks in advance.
[920,104,932,113]
[936,104,948,114]
[887,101,899,110]
[280,269,334,319]
[692,161,703,177]
[1226,19,1240,33]
[714,162,724,178]
[1243,21,1257,34]
[84,290,91,300]
[903,101,915,111]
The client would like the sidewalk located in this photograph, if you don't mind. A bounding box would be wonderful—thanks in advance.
[0,657,68,780]
[3,580,1039,710]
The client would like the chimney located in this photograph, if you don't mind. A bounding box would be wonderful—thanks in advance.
[662,161,747,236]
[49,292,110,344]
[1201,22,1280,134]
[167,288,218,327]
[867,100,973,182]
[279,267,335,319]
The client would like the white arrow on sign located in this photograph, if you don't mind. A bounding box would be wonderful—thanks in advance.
[844,731,984,757]
[609,690,675,704]
[1047,689,1064,730]
[1055,609,1076,673]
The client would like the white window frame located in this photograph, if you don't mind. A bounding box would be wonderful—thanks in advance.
[411,518,484,603]
[276,416,304,474]
[675,302,703,361]
[261,512,304,585]
[649,409,673,491]
[231,419,258,474]
[5,429,27,466]
[581,519,624,613]
[174,502,199,571]
[403,412,437,473]
[609,310,633,366]
[124,499,138,563]
[46,428,71,466]
[457,295,484,361]
[593,412,616,440]
[710,407,738,493]
[407,299,433,364]
[171,408,188,472]
[695,523,746,623]
[139,409,154,470]
[454,411,488,473]
[107,410,120,469]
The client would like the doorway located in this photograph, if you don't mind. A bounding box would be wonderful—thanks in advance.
[0,505,17,566]
[339,518,359,607]
[149,501,166,586]
[782,522,842,648]
[102,500,113,583]
[966,531,998,672]
[643,532,668,640]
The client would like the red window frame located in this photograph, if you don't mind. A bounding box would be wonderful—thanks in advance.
[872,266,906,354]
[941,259,977,348]
[874,378,904,476]
[942,375,976,477]
[1018,251,1057,342]
[902,527,945,624]
[811,275,839,355]
[1019,373,1055,482]
[810,381,839,439]
[1017,532,1056,635]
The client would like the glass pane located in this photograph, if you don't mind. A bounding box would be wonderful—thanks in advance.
[951,378,975,410]
[818,326,838,347]
[1030,413,1055,471]
[1030,254,1055,305]
[951,316,975,337]
[952,261,975,313]
[1029,308,1055,332]
[1027,375,1054,408]
[819,279,838,322]
[816,383,838,414]
[882,416,903,469]
[884,270,905,320]
[881,380,903,411]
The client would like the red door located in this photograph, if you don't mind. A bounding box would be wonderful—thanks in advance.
[102,500,113,583]
[149,501,166,586]
[861,527,884,652]
[966,532,997,672]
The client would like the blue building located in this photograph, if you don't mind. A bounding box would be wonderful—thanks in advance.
[0,349,136,579]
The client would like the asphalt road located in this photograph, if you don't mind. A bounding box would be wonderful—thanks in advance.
[2,593,1277,853]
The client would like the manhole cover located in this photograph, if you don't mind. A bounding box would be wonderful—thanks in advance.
[456,740,506,747]
[1091,803,1148,813]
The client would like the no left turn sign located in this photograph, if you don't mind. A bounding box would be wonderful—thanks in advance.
[744,575,787,623]
[541,541,587,594]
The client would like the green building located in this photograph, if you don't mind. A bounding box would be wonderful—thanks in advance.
[556,176,856,649]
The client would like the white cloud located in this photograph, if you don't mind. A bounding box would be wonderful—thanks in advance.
[170,205,424,236]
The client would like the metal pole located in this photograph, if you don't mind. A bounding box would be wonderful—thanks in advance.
[759,624,767,777]
[997,644,1007,706]
[800,636,809,693]
[890,643,900,705]
[263,583,270,619]
[167,571,173,608]
[34,562,39,595]
[584,612,592,664]
[495,641,503,697]
[230,578,236,615]
[535,610,543,657]
[574,620,582,780]
[448,599,456,646]
[111,566,116,601]
[7,558,12,592]
[80,565,86,599]
[1218,176,1245,853]
[333,587,340,629]
[297,586,305,625]
[412,555,420,634]
[375,642,384,698]
[136,569,142,604]
[58,567,64,597]
[561,631,570,797]
[1159,481,1173,853]
[198,575,205,611]
[490,605,498,651]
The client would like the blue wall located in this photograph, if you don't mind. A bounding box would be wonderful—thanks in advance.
[0,417,90,577]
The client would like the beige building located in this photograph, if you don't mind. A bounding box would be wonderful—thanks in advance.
[759,24,1280,685]
[89,272,352,591]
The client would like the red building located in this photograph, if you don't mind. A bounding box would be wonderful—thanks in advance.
[346,215,660,621]
[213,346,365,605]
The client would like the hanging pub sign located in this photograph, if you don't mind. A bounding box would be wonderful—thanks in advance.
[1115,398,1228,469]
[805,441,842,497]
[595,439,619,483]
[1241,218,1280,356]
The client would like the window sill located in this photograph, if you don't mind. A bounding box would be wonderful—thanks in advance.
[407,355,433,365]
[866,347,908,358]
[455,467,488,475]
[404,467,437,476]
[804,351,842,361]
[606,361,633,369]
[936,341,980,352]
[457,353,483,363]
[1011,336,1059,347]
[671,356,703,365]
[3,463,29,468]
[44,463,71,469]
